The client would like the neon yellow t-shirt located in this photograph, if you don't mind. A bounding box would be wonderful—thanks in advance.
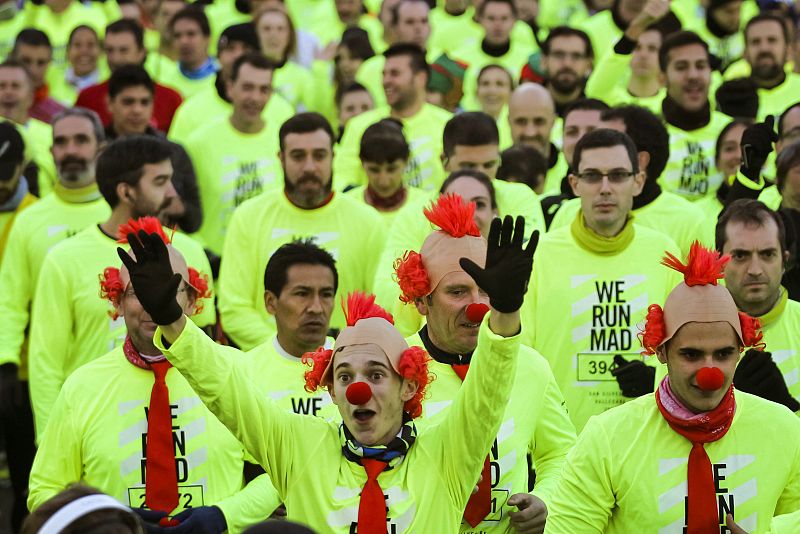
[154,314,521,532]
[28,224,215,439]
[155,61,218,100]
[538,0,589,30]
[0,185,109,378]
[244,336,338,421]
[345,185,429,229]
[28,346,280,533]
[407,331,576,531]
[15,119,57,197]
[543,150,569,196]
[218,190,386,350]
[660,111,730,201]
[354,49,442,109]
[521,217,681,431]
[273,62,313,111]
[428,6,536,56]
[312,14,385,50]
[335,104,453,191]
[0,192,36,263]
[758,186,782,210]
[549,193,713,258]
[756,292,800,409]
[0,14,27,60]
[585,50,665,114]
[756,74,800,122]
[544,391,800,533]
[185,117,283,255]
[577,10,621,60]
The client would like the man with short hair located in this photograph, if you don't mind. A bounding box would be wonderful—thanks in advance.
[27,135,214,439]
[337,43,452,191]
[218,112,385,350]
[546,242,800,533]
[12,29,66,124]
[186,53,283,256]
[659,31,730,202]
[716,199,800,414]
[521,129,680,432]
[0,122,34,260]
[75,18,184,133]
[156,6,218,98]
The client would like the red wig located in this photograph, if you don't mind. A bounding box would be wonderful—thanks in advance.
[423,193,480,237]
[396,345,432,418]
[394,251,431,303]
[638,304,666,356]
[187,267,212,315]
[116,217,171,244]
[303,347,334,394]
[661,241,729,287]
[343,291,394,326]
[738,312,765,350]
[98,267,124,319]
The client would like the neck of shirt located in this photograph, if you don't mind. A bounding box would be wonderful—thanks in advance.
[662,95,710,131]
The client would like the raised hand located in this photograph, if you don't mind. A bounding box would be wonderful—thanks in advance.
[611,355,656,398]
[459,216,539,313]
[734,349,800,412]
[740,115,778,181]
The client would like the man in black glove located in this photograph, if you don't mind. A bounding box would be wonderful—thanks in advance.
[735,349,800,412]
[611,354,656,398]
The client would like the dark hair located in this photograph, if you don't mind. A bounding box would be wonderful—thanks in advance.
[106,18,145,50]
[13,28,51,53]
[264,238,338,295]
[779,101,800,138]
[383,43,429,78]
[339,26,375,62]
[477,0,517,18]
[601,105,669,180]
[715,199,786,253]
[67,25,98,48]
[21,485,142,534]
[108,64,154,99]
[96,136,173,207]
[169,5,211,37]
[572,128,639,173]
[714,119,749,165]
[390,0,429,26]
[439,169,497,209]
[278,112,335,151]
[230,52,275,81]
[744,13,790,45]
[477,63,514,88]
[542,26,593,61]
[360,118,410,163]
[563,98,609,120]
[442,112,499,157]
[776,141,800,193]
[52,107,106,143]
[497,144,548,191]
[659,30,709,72]
[335,81,371,107]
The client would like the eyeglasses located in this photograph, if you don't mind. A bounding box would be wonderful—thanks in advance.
[575,170,636,184]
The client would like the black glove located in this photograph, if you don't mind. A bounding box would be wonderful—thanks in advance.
[117,230,183,325]
[459,216,538,313]
[130,508,168,533]
[734,349,800,412]
[165,506,227,533]
[611,355,656,398]
[715,78,759,121]
[0,363,24,420]
[740,116,778,182]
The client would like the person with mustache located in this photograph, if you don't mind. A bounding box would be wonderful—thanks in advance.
[521,128,680,433]
[27,135,214,440]
[545,242,800,534]
[0,108,110,532]
[218,112,385,351]
[535,27,594,119]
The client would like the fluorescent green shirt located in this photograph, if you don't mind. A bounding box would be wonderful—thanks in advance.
[334,104,452,191]
[155,61,217,100]
[585,50,665,114]
[521,220,681,431]
[154,314,521,532]
[185,117,283,255]
[168,85,295,144]
[549,193,713,258]
[538,0,589,30]
[244,336,339,421]
[660,111,729,201]
[757,293,800,409]
[354,49,442,109]
[407,332,576,532]
[759,186,782,210]
[0,186,109,378]
[28,346,279,533]
[312,14,385,50]
[0,15,27,60]
[756,74,800,122]
[28,225,215,439]
[345,185,428,229]
[273,62,313,111]
[218,190,386,350]
[545,392,800,533]
[15,119,57,197]
[0,192,36,263]
[428,6,536,56]
[578,10,621,61]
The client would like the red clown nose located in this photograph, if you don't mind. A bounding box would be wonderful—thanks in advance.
[696,367,725,391]
[465,303,490,324]
[346,382,372,405]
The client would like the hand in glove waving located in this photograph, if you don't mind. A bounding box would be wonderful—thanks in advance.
[740,115,778,182]
[734,349,800,412]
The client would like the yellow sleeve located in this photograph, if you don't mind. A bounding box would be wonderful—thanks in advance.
[333,114,369,190]
[585,50,630,100]
[215,472,281,532]
[0,220,35,367]
[769,510,800,534]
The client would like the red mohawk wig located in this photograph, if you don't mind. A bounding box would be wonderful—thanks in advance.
[116,217,171,244]
[423,193,480,238]
[661,241,729,287]
[343,291,394,326]
[99,267,125,319]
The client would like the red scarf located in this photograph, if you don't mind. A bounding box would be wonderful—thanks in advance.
[655,378,736,534]
[364,186,407,211]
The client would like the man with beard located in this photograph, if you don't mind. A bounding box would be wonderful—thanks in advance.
[27,135,214,439]
[105,64,201,233]
[335,43,452,191]
[0,108,110,531]
[218,112,385,350]
[185,53,282,257]
[507,83,568,195]
[658,31,729,203]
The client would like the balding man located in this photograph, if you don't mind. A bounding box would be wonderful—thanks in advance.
[508,83,568,195]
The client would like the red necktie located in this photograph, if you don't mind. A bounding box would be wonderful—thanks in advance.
[452,363,491,527]
[145,361,179,514]
[686,442,719,533]
[357,458,388,534]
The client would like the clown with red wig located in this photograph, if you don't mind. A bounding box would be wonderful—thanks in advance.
[28,217,280,533]
[115,209,535,532]
[546,242,800,534]
[395,193,576,534]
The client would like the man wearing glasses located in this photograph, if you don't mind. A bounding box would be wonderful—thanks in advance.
[520,128,680,432]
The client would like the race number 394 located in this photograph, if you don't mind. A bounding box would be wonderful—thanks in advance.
[577,353,636,381]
